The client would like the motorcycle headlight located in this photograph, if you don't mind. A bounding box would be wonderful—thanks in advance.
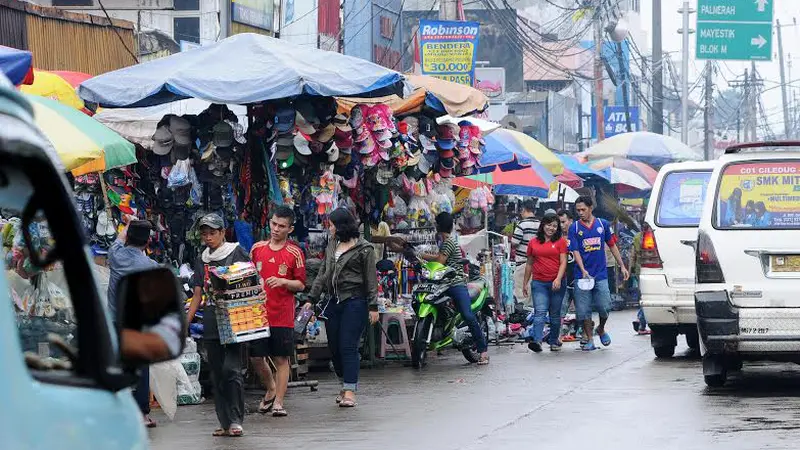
[429,270,446,281]
[421,268,431,280]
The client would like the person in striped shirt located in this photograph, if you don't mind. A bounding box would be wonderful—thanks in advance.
[512,200,540,305]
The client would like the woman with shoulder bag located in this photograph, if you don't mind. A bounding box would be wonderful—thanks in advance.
[305,208,379,408]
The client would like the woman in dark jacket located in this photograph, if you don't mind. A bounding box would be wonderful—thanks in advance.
[308,208,378,408]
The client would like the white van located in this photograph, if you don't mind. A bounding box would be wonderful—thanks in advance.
[640,161,717,358]
[695,143,800,387]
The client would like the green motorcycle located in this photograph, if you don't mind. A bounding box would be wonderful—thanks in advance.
[406,248,493,368]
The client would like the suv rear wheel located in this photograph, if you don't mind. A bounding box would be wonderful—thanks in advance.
[654,345,675,358]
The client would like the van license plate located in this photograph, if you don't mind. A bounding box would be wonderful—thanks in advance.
[771,255,800,272]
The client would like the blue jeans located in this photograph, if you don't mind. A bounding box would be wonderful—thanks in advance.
[446,284,488,353]
[574,278,612,321]
[133,366,150,415]
[532,281,567,345]
[326,298,368,392]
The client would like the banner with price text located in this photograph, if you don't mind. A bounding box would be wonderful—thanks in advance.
[419,20,480,86]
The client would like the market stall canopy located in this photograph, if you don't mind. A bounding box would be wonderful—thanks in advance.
[336,74,488,118]
[437,115,500,135]
[582,131,701,166]
[482,129,563,175]
[95,99,247,149]
[453,165,555,198]
[25,94,136,174]
[78,33,406,108]
[21,70,93,114]
[405,74,488,117]
[0,45,33,86]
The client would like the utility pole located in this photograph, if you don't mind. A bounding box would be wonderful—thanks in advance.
[777,19,791,138]
[750,63,758,141]
[742,68,750,142]
[678,1,694,145]
[594,9,605,141]
[439,0,458,21]
[651,0,663,134]
[616,42,632,132]
[704,61,713,160]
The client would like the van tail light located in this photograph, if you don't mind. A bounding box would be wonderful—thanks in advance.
[640,223,663,269]
[696,230,725,284]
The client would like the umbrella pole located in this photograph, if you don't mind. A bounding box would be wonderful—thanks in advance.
[98,173,114,221]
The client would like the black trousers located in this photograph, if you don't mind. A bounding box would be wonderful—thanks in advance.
[205,340,244,428]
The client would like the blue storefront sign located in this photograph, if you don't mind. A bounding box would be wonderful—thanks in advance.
[592,106,639,139]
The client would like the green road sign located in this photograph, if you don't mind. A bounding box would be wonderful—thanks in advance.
[696,0,773,61]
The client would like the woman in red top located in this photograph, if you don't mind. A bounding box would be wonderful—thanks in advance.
[522,213,568,352]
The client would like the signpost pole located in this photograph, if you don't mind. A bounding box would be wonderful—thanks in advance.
[615,42,632,133]
[679,1,693,145]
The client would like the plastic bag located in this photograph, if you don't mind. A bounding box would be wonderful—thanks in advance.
[188,166,203,205]
[167,159,191,189]
[408,196,433,228]
[149,360,180,420]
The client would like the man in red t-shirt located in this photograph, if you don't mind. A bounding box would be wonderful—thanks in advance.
[249,206,306,417]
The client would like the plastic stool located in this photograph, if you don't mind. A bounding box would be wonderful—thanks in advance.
[379,313,412,359]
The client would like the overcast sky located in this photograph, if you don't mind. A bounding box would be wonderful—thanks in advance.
[638,0,800,133]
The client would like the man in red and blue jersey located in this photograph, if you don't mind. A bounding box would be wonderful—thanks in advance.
[568,196,629,351]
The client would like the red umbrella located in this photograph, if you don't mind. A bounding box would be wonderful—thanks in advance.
[556,167,583,189]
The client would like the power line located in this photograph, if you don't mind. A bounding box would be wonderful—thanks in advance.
[97,0,139,64]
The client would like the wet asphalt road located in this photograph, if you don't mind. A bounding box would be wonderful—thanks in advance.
[148,310,800,450]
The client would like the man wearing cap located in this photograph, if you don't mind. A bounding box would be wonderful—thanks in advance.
[186,213,250,437]
[107,217,159,428]
[249,206,306,418]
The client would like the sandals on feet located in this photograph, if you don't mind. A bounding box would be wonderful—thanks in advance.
[212,428,228,437]
[339,391,356,407]
[143,416,157,428]
[477,354,490,365]
[339,398,356,407]
[335,390,345,404]
[258,395,276,414]
[272,406,288,417]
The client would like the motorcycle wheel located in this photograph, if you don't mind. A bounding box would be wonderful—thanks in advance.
[462,312,489,364]
[411,315,433,369]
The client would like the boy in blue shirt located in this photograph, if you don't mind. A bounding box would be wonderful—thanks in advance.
[568,196,629,351]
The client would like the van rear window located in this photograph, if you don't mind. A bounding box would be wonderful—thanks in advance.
[716,161,800,229]
[656,171,711,226]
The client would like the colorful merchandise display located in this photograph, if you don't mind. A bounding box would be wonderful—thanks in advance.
[209,262,270,344]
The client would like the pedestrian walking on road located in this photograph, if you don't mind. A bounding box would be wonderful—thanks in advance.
[249,206,307,417]
[186,214,250,437]
[107,218,159,428]
[523,213,568,352]
[308,208,379,408]
[568,196,629,351]
[511,200,540,306]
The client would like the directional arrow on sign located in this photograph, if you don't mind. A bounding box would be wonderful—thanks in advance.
[751,35,768,48]
[756,0,768,13]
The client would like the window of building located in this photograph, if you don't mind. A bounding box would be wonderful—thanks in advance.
[174,17,200,44]
[174,0,200,11]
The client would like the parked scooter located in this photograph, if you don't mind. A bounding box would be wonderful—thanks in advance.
[403,244,494,368]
